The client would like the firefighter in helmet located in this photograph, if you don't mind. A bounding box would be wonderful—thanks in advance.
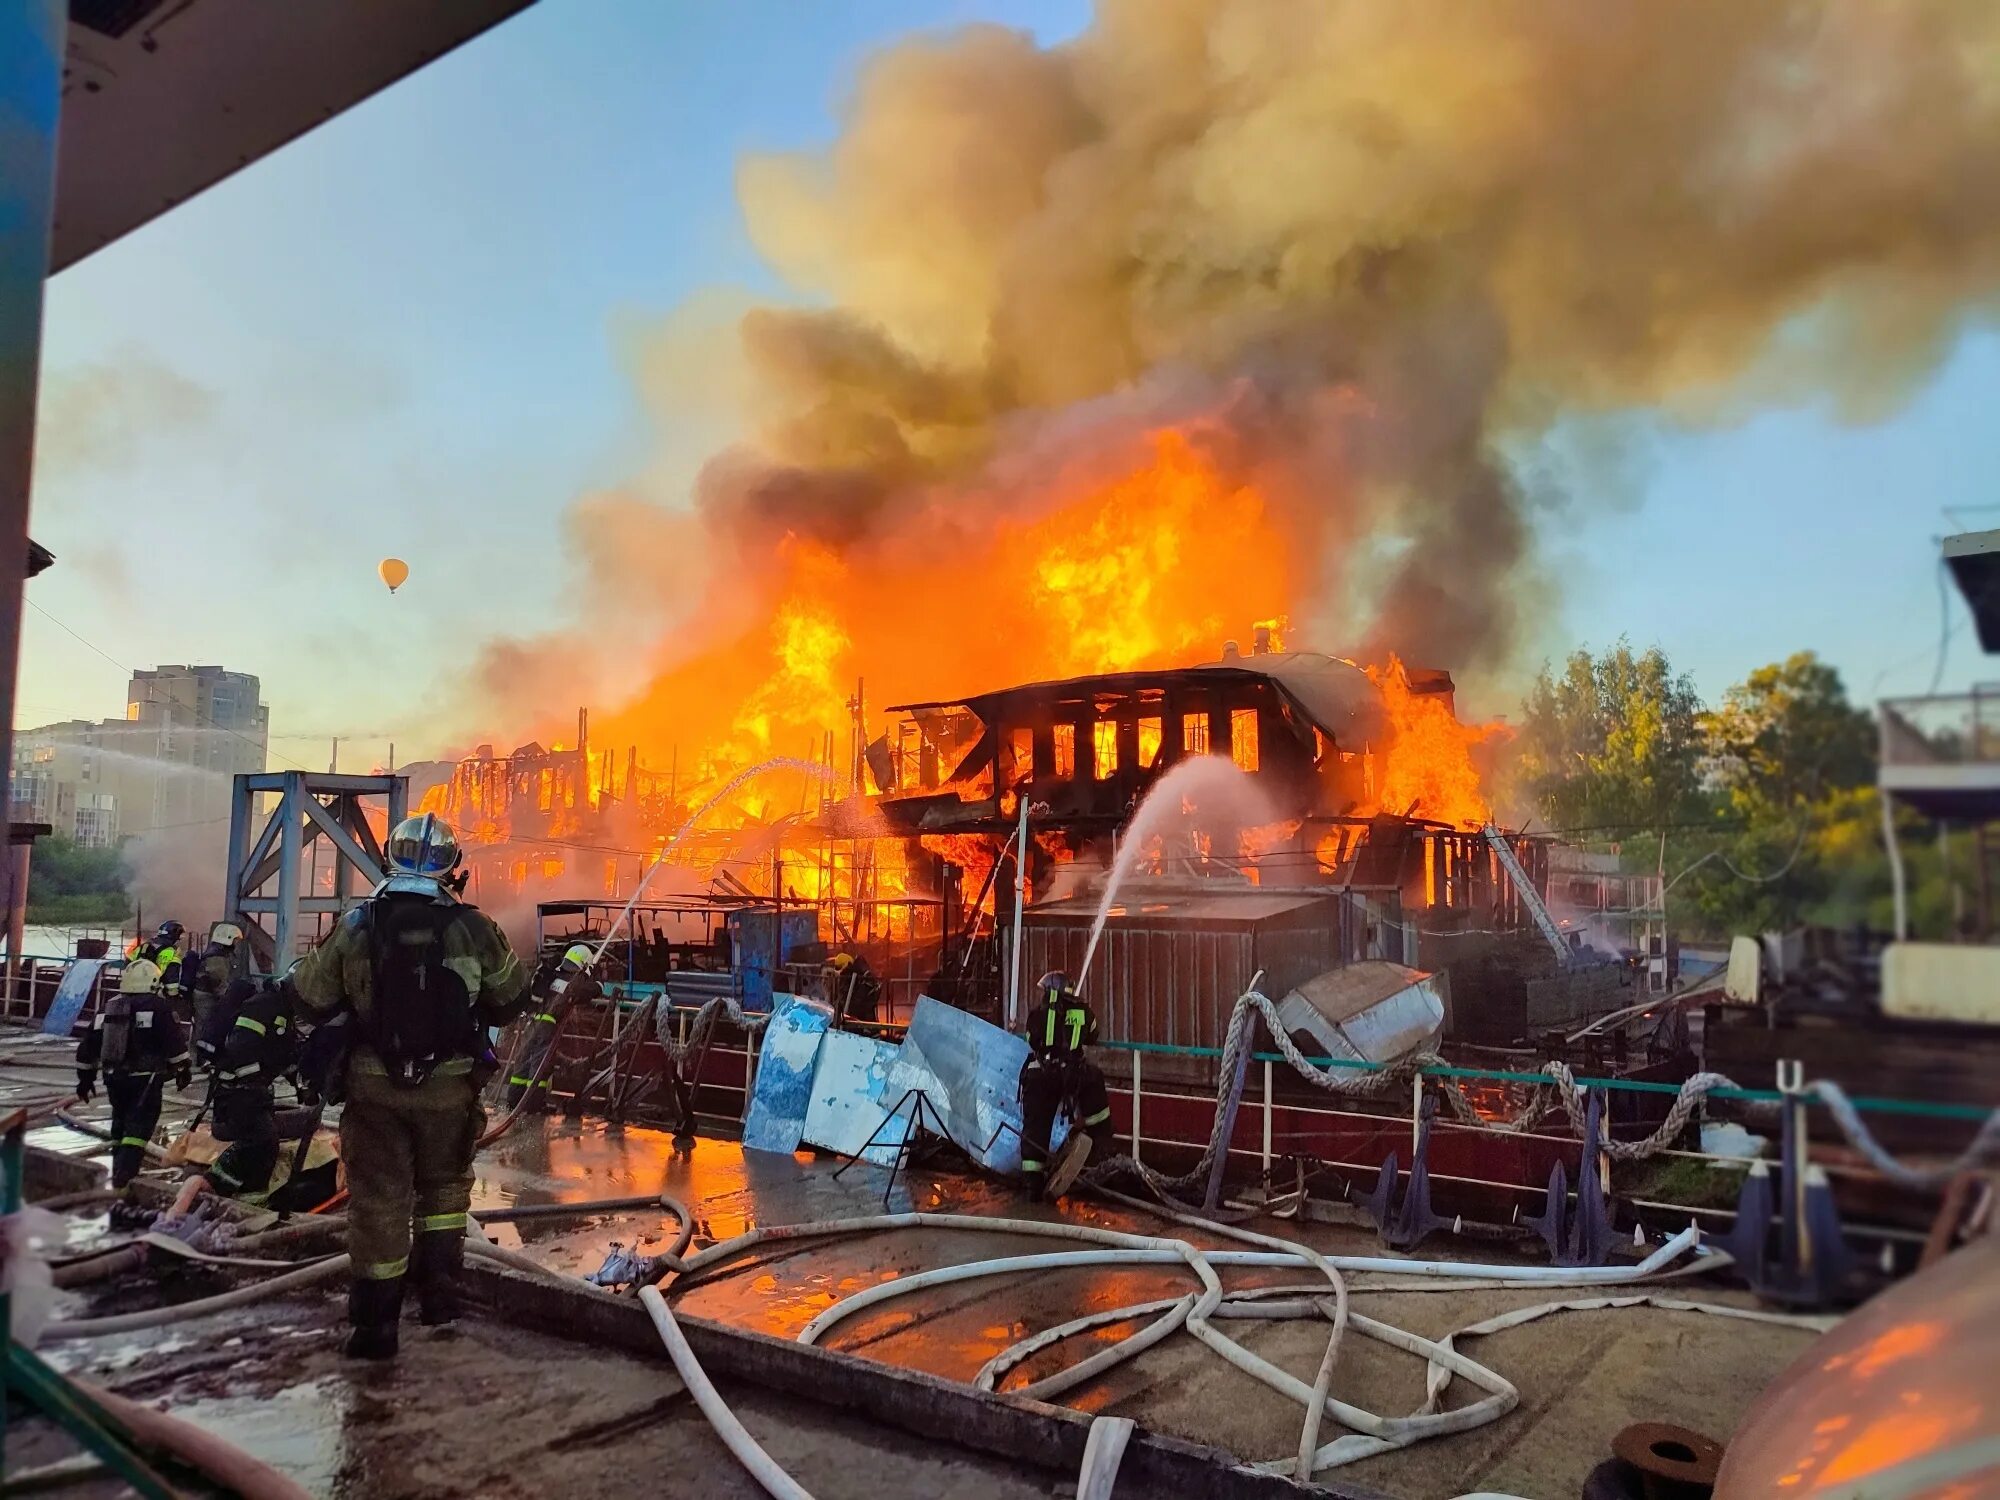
[76,958,192,1193]
[506,942,599,1110]
[1018,971,1114,1201]
[133,920,189,1001]
[289,813,529,1359]
[188,920,245,1067]
[821,950,881,1025]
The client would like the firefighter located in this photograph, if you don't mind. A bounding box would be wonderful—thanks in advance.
[187,921,244,1065]
[133,920,188,1001]
[169,969,339,1216]
[1017,971,1114,1202]
[505,943,597,1110]
[199,974,296,1206]
[290,813,528,1360]
[821,950,881,1025]
[75,958,192,1192]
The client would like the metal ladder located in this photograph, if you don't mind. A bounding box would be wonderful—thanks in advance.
[1481,824,1572,964]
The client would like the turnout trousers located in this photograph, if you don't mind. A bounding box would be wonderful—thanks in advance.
[342,1060,484,1282]
[1019,1055,1113,1181]
[104,1070,167,1188]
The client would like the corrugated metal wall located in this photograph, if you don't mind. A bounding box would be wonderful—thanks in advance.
[1021,896,1361,1058]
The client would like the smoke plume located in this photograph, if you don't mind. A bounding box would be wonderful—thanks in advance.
[466,0,2000,755]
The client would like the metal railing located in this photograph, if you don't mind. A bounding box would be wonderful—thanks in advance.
[1093,1035,1991,1121]
[1880,691,2000,767]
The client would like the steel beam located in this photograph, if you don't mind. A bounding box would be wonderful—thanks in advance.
[226,770,406,969]
[0,0,63,935]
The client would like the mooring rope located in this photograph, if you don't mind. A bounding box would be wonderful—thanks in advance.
[1085,985,2000,1200]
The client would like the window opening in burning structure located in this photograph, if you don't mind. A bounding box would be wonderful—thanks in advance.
[1005,727,1033,789]
[1183,712,1208,756]
[1053,723,1076,780]
[1092,719,1118,780]
[1138,716,1162,769]
[1230,707,1259,773]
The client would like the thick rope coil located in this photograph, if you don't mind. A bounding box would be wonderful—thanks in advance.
[650,991,769,1071]
[1080,987,2000,1201]
[1806,1077,2000,1190]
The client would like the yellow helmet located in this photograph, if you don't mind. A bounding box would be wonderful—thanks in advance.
[119,958,162,994]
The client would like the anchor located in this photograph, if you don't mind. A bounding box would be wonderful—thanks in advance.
[1524,1085,1615,1266]
[1716,1061,1853,1306]
[1363,1094,1454,1250]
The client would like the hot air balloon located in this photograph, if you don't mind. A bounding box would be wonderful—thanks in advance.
[378,558,409,594]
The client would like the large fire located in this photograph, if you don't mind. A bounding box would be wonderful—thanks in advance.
[1364,657,1507,831]
[425,423,1503,911]
[591,426,1303,796]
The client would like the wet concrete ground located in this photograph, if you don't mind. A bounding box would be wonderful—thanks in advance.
[31,1292,1072,1500]
[6,1032,1826,1498]
[465,1119,1821,1497]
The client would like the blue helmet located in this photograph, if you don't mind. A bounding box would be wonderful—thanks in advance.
[386,813,462,878]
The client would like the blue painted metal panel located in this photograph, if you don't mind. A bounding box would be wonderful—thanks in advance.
[741,993,831,1155]
[42,960,105,1037]
[728,908,820,1015]
[882,997,1052,1176]
[801,1030,911,1167]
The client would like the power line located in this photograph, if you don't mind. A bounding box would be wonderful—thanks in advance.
[23,599,312,774]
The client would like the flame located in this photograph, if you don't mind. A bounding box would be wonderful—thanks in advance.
[431,426,1502,907]
[595,427,1296,781]
[1365,655,1506,831]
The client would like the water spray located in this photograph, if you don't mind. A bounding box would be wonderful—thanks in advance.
[1075,757,1273,990]
[587,756,836,968]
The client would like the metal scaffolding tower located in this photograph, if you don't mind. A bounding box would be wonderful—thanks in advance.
[226,772,407,968]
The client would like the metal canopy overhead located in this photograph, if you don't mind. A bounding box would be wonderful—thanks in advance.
[1943,529,2000,654]
[53,0,540,271]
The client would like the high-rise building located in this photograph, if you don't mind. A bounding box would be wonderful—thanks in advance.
[8,667,268,843]
[122,666,269,833]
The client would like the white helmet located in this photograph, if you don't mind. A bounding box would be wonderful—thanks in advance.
[387,813,461,877]
[119,958,162,994]
[210,921,244,949]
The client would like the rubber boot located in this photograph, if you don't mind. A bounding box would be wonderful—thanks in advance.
[411,1230,465,1327]
[345,1277,405,1360]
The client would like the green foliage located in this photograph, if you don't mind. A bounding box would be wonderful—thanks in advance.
[1513,640,1707,834]
[1516,645,1952,941]
[26,891,131,925]
[26,835,132,925]
[1700,652,1875,814]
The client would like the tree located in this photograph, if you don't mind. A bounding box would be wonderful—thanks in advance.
[1676,653,1878,934]
[26,835,132,924]
[1513,645,1944,941]
[1511,641,1707,836]
[1700,652,1875,814]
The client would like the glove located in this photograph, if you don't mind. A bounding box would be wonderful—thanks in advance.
[176,1062,194,1092]
[75,1070,96,1103]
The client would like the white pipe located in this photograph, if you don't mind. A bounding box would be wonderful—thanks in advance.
[799,1249,1192,1346]
[1016,1296,1194,1404]
[670,1211,1701,1288]
[1881,790,1909,940]
[639,1284,816,1500]
[1006,793,1029,1031]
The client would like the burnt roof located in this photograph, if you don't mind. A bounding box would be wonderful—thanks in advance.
[889,650,1389,746]
[1025,887,1341,926]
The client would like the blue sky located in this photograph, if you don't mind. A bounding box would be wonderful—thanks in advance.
[22,0,2000,770]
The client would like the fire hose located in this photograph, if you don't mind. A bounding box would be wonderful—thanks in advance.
[656,1209,1714,1481]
